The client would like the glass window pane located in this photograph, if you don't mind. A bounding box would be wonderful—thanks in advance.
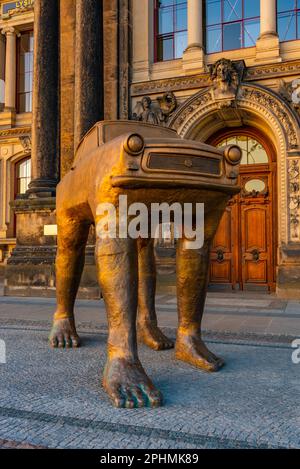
[218,136,268,165]
[248,138,268,164]
[244,0,260,18]
[176,3,187,30]
[174,31,187,58]
[223,22,242,50]
[223,0,242,22]
[159,7,174,34]
[207,25,222,53]
[160,0,174,6]
[157,36,173,61]
[277,0,297,13]
[244,18,260,47]
[206,0,221,25]
[278,12,297,41]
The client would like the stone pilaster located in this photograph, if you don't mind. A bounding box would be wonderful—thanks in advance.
[27,0,59,197]
[1,27,19,111]
[74,0,104,149]
[118,0,132,119]
[182,0,205,74]
[256,0,281,63]
[60,0,76,176]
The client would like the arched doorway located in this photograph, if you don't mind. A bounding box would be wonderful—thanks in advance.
[208,128,277,292]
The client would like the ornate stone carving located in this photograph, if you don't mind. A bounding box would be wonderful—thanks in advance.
[130,60,300,99]
[209,59,245,105]
[20,136,32,154]
[288,159,300,242]
[279,79,300,114]
[132,92,177,126]
[240,87,298,149]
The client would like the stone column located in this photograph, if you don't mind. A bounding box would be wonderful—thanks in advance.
[0,34,5,109]
[256,0,280,63]
[182,0,205,74]
[1,27,19,111]
[74,0,104,150]
[187,0,203,49]
[260,0,277,38]
[27,0,59,197]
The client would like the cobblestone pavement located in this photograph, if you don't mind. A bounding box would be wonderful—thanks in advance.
[0,324,299,449]
[0,439,44,449]
[0,290,299,337]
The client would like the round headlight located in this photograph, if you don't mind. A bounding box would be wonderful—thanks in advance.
[223,145,242,165]
[124,134,145,155]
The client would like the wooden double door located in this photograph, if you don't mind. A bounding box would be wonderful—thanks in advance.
[210,164,277,292]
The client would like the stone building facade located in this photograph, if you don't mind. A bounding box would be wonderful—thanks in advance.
[1,0,300,298]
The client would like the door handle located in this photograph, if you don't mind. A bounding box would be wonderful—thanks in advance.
[217,250,224,262]
[251,249,260,262]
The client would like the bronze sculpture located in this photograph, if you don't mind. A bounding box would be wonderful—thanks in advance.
[50,121,242,408]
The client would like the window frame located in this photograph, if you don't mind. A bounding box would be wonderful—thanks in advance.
[16,29,34,114]
[277,0,300,43]
[15,156,31,196]
[154,0,188,62]
[205,0,260,54]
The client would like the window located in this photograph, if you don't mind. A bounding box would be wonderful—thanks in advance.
[217,136,269,165]
[277,0,300,42]
[206,0,260,53]
[17,31,34,113]
[155,0,188,61]
[16,158,31,195]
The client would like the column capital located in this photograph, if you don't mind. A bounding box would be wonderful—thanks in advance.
[1,26,20,37]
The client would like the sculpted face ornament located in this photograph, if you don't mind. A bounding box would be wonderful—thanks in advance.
[49,121,242,409]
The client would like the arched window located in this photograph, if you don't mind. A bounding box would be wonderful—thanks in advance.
[206,0,260,53]
[277,0,300,42]
[217,135,269,165]
[155,0,188,61]
[16,157,31,195]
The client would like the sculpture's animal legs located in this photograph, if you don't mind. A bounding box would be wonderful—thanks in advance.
[96,237,163,408]
[137,238,174,351]
[49,213,90,348]
[175,206,227,372]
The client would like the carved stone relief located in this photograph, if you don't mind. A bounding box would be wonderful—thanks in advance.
[288,159,300,242]
[19,136,32,154]
[132,92,177,126]
[209,58,245,106]
[279,79,300,114]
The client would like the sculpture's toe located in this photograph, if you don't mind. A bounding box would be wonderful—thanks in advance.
[122,387,135,409]
[49,319,81,349]
[143,386,163,408]
[109,385,125,408]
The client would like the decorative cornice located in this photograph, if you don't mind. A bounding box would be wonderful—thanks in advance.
[131,75,210,97]
[0,127,31,139]
[131,60,300,97]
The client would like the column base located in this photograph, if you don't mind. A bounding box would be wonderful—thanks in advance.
[255,33,281,64]
[276,244,300,299]
[182,45,205,74]
[27,178,58,198]
[4,197,100,299]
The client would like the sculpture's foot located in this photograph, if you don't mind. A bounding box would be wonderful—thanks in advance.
[175,330,225,372]
[138,321,174,351]
[103,357,163,408]
[49,318,81,349]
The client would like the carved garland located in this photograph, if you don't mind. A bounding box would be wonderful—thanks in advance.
[288,159,300,242]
